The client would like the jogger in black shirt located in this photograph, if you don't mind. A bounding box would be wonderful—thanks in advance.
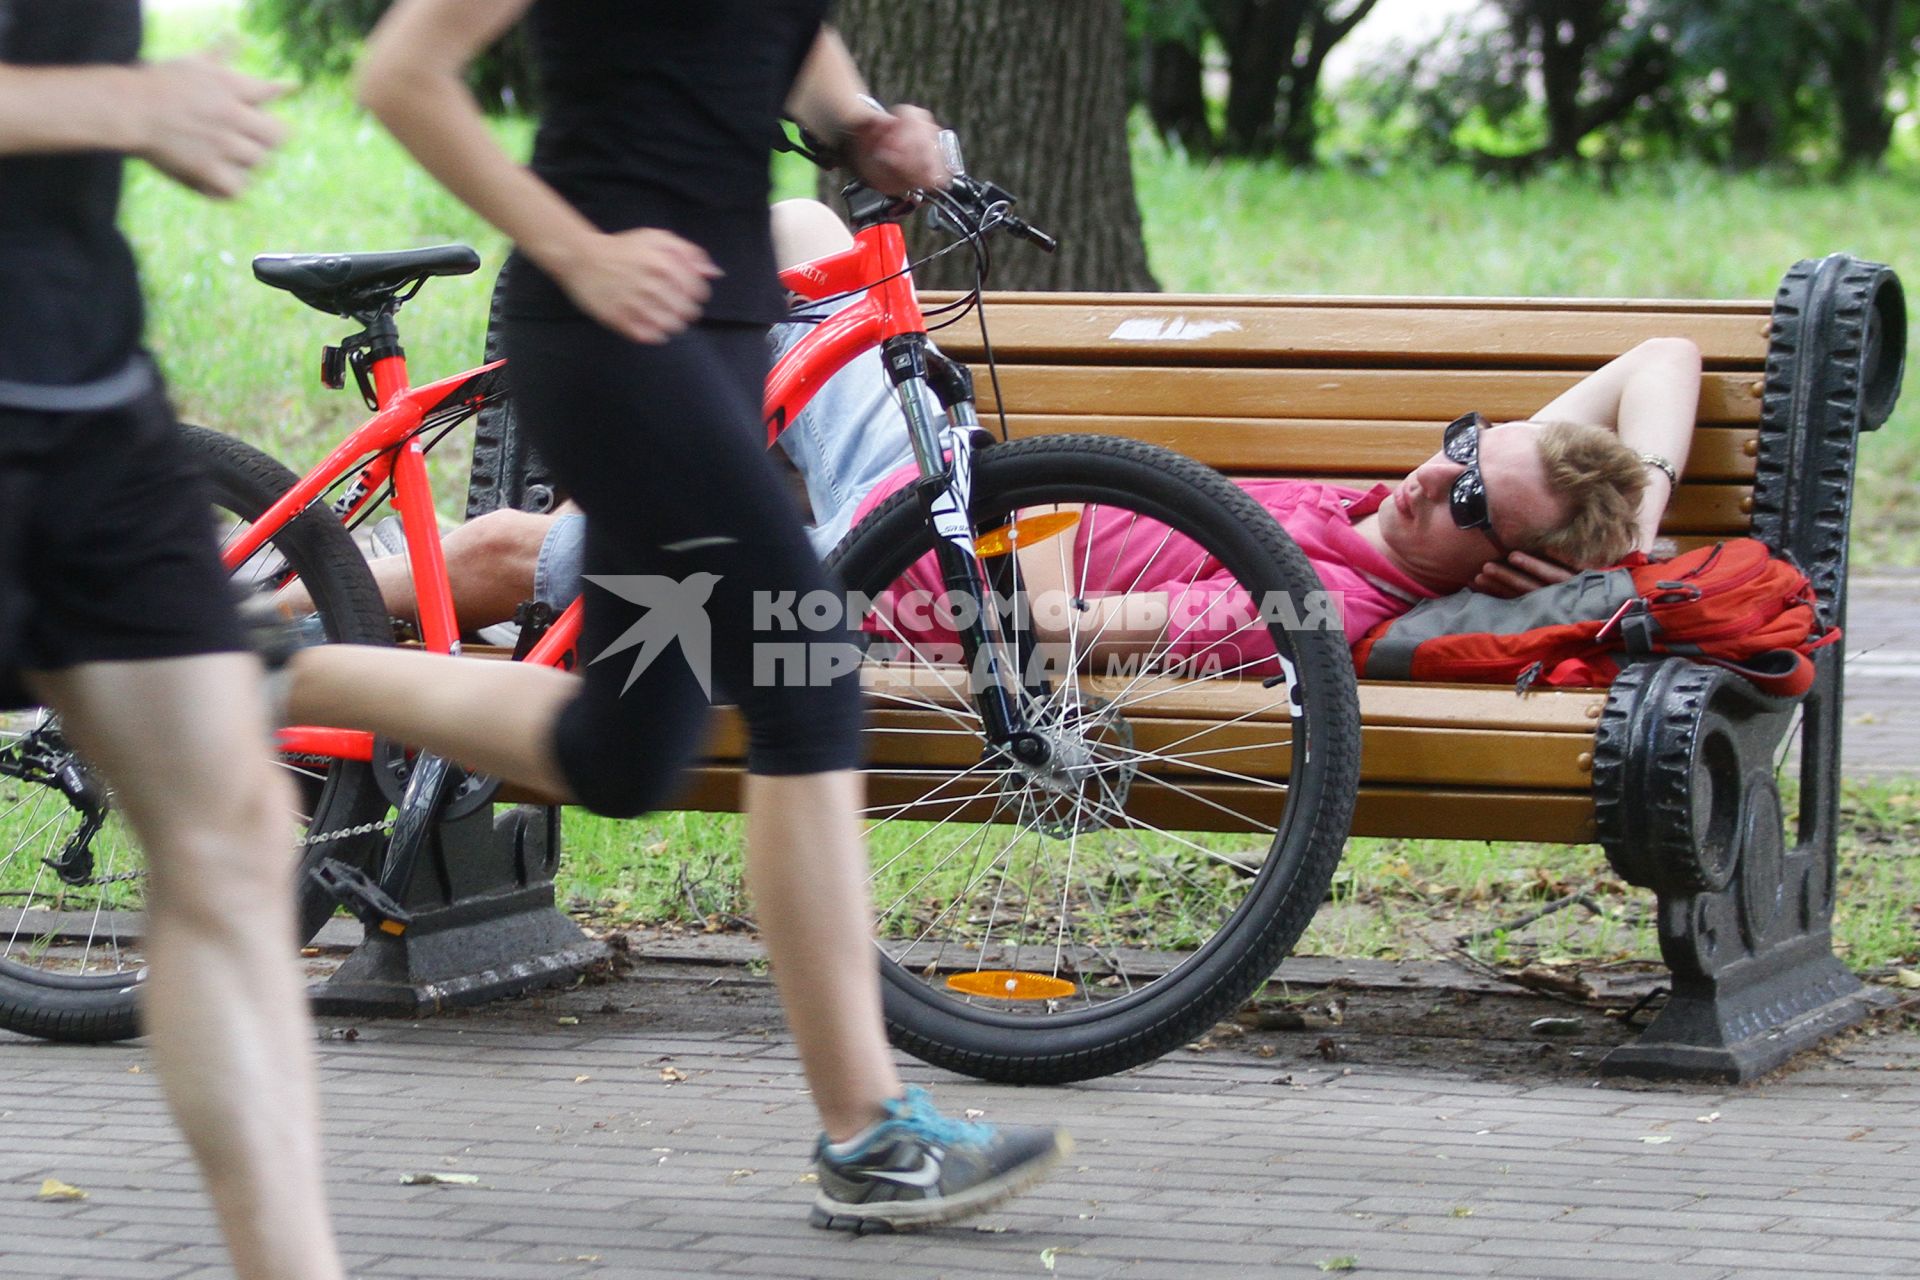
[0,4,347,1277]
[289,0,1072,1232]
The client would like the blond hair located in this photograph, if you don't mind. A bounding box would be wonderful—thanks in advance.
[1521,421,1648,568]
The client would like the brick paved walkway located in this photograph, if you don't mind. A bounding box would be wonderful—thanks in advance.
[5,584,1917,1280]
[5,957,1919,1280]
[1839,575,1920,777]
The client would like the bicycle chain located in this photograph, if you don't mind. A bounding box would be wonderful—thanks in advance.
[296,815,398,849]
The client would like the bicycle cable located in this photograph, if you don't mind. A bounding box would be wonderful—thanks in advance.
[921,184,1016,445]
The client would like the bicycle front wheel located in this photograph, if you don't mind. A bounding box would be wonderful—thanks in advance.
[827,434,1360,1083]
[0,426,391,1042]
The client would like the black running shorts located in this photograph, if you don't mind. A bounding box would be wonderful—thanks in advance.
[0,389,245,710]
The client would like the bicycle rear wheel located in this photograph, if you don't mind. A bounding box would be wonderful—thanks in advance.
[826,434,1360,1083]
[0,426,391,1042]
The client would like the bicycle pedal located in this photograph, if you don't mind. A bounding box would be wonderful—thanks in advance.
[310,857,414,936]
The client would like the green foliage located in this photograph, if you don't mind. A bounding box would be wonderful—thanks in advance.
[1342,0,1920,174]
[1125,0,1209,45]
[240,0,538,114]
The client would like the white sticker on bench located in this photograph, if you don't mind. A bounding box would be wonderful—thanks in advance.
[1107,318,1244,342]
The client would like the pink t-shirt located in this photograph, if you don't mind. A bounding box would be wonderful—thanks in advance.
[847,467,1434,670]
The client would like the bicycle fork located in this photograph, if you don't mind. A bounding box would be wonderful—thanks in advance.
[881,335,1049,767]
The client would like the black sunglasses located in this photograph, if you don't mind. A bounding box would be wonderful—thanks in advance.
[1441,412,1503,548]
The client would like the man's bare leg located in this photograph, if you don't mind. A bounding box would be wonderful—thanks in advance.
[25,656,345,1280]
[275,507,557,633]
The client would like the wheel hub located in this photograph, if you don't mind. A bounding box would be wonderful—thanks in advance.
[1011,693,1138,837]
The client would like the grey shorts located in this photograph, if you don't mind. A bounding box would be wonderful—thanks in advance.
[533,512,587,610]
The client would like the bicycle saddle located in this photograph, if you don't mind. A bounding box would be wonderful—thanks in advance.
[251,244,482,319]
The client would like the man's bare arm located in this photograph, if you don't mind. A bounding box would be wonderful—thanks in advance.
[1531,337,1702,549]
[0,63,145,153]
[0,55,285,198]
[1472,338,1704,594]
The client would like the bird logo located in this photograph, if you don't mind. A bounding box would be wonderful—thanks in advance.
[581,572,723,696]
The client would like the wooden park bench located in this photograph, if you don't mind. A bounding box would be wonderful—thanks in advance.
[366,253,1904,1084]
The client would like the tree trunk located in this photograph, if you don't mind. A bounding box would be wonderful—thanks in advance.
[834,0,1158,291]
[1728,99,1778,170]
[1216,0,1311,158]
[1145,38,1214,156]
[1828,0,1900,169]
[1530,1,1594,161]
[1278,0,1381,169]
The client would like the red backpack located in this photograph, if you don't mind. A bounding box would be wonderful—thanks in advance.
[1351,538,1839,697]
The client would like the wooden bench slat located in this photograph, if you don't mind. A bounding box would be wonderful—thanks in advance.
[994,417,1758,483]
[702,712,1591,791]
[928,305,1770,368]
[842,668,1604,732]
[668,767,1594,842]
[978,367,1763,424]
[934,290,1771,316]
[1357,683,1602,731]
[1351,786,1596,842]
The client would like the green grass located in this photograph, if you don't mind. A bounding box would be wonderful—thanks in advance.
[122,57,1920,561]
[112,9,1920,975]
[546,775,1919,976]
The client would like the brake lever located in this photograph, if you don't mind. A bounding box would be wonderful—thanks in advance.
[1007,221,1059,254]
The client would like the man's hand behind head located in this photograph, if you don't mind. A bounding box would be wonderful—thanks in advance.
[1468,549,1578,598]
[134,53,287,199]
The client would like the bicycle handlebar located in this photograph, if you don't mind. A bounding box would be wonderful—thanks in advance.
[796,120,1058,259]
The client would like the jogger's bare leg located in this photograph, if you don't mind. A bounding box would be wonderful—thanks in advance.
[743,769,902,1140]
[286,644,577,800]
[26,655,345,1280]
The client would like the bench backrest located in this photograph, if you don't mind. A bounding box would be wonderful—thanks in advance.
[929,292,1772,553]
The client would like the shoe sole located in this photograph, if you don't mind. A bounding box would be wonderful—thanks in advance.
[810,1131,1074,1234]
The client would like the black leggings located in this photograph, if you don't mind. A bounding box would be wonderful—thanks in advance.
[501,312,864,819]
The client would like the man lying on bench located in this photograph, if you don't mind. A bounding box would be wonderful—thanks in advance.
[279,200,1701,653]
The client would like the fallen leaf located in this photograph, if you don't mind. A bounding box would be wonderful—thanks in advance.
[573,1075,591,1084]
[556,1016,580,1026]
[1041,1247,1058,1271]
[660,1066,688,1083]
[37,1178,87,1201]
[1450,1206,1475,1218]
[1529,1016,1584,1036]
[399,1172,480,1186]
[126,1065,141,1074]
[1696,1112,1721,1124]
[1640,1135,1673,1145]
[1318,1256,1358,1273]
[1894,969,1920,990]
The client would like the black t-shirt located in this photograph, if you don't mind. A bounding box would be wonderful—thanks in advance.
[510,0,831,326]
[0,0,151,409]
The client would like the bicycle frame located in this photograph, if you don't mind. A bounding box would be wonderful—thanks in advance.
[249,212,1026,767]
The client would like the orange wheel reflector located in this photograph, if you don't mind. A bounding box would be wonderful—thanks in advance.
[973,511,1081,558]
[945,970,1078,1001]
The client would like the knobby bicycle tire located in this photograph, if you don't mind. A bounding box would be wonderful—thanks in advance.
[825,434,1360,1083]
[0,427,392,1042]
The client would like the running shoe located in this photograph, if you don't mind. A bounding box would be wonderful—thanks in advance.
[810,1086,1071,1233]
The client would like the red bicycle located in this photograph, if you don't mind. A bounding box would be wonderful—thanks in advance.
[0,147,1358,1083]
